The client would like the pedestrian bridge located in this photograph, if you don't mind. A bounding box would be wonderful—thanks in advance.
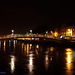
[0,34,55,40]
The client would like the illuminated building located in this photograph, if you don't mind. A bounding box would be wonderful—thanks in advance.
[59,24,75,39]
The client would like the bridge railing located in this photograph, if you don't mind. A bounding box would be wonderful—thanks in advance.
[0,34,56,39]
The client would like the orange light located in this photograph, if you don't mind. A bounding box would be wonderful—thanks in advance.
[54,32,58,37]
[4,41,6,47]
[36,45,39,49]
[65,48,72,52]
[50,47,54,51]
[66,29,72,36]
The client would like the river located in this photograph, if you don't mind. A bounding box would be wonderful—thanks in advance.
[0,40,75,75]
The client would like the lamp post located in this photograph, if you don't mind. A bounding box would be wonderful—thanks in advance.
[11,30,14,35]
[30,30,32,35]
[30,30,32,33]
[45,31,48,37]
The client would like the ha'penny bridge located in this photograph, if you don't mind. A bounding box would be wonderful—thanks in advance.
[0,33,62,44]
[0,32,73,47]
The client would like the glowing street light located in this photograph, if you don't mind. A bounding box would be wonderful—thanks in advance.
[46,31,48,34]
[11,30,14,35]
[30,30,32,33]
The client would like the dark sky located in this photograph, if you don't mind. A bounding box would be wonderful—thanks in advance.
[0,1,75,34]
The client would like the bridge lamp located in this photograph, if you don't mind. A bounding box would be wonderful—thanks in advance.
[46,31,48,34]
[12,30,14,35]
[30,30,32,33]
[51,31,53,34]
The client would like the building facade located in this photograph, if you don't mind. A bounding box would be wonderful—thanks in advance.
[59,24,75,39]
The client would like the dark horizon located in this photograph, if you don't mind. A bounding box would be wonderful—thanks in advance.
[0,1,75,35]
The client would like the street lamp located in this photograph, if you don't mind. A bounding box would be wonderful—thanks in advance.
[46,31,48,34]
[45,31,48,37]
[30,30,32,33]
[30,30,33,36]
[51,31,53,34]
[11,30,14,35]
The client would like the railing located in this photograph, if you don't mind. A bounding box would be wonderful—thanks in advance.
[0,34,55,39]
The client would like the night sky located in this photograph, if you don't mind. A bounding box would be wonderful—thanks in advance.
[0,1,75,35]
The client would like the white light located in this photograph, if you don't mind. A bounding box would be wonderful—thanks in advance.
[12,30,14,33]
[30,30,32,33]
[28,54,34,72]
[11,30,14,35]
[10,55,15,73]
[60,36,62,38]
[46,31,48,34]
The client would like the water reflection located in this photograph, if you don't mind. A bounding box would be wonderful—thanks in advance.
[9,40,11,50]
[4,41,6,52]
[28,54,34,73]
[22,43,24,55]
[27,44,29,55]
[10,55,16,73]
[45,47,54,70]
[36,45,39,49]
[13,40,16,50]
[45,54,49,69]
[1,40,75,75]
[0,41,1,49]
[50,47,54,51]
[65,48,73,75]
[30,44,32,50]
[36,45,39,56]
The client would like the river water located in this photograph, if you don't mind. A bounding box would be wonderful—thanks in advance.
[0,40,75,75]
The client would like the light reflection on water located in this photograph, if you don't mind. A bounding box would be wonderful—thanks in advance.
[3,41,6,52]
[28,54,34,72]
[10,55,16,74]
[0,40,75,75]
[65,48,73,75]
[0,41,1,48]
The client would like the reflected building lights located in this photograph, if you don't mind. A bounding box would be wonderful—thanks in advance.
[24,44,27,56]
[27,44,29,55]
[14,45,16,50]
[9,40,11,48]
[65,48,73,75]
[22,43,24,49]
[4,41,6,47]
[4,41,6,52]
[13,40,16,50]
[10,55,15,73]
[50,47,54,51]
[36,45,39,56]
[0,41,1,48]
[28,54,34,72]
[24,45,26,51]
[50,56,52,61]
[4,46,5,52]
[22,43,24,55]
[45,55,49,70]
[30,44,32,50]
[36,50,38,55]
[66,48,72,52]
[13,40,16,45]
[36,45,39,49]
